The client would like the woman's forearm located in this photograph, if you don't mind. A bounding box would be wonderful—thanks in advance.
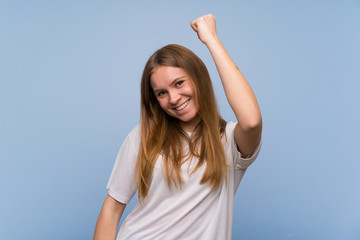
[206,39,262,131]
[93,195,125,240]
[190,14,262,131]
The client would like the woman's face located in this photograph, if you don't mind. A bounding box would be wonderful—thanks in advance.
[150,65,200,132]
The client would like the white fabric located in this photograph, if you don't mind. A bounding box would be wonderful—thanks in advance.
[106,121,262,240]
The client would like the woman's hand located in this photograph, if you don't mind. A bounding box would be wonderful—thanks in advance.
[190,14,220,46]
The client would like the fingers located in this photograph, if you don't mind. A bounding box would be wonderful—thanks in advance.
[190,14,216,32]
[190,14,217,45]
[191,14,216,26]
[190,21,197,32]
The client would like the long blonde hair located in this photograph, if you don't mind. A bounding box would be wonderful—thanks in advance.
[136,44,227,201]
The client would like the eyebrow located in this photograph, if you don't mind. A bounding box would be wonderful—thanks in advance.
[152,75,187,92]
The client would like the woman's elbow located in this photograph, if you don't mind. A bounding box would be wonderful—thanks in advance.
[242,117,262,133]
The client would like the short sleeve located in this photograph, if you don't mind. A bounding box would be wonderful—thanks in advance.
[106,125,140,204]
[225,121,262,170]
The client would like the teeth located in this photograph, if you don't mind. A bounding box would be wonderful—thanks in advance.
[176,100,189,111]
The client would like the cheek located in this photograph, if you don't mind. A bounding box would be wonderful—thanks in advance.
[189,87,198,108]
[157,98,168,111]
[187,82,197,98]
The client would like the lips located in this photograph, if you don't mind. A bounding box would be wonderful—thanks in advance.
[174,99,190,111]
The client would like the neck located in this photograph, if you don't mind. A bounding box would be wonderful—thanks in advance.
[180,115,201,133]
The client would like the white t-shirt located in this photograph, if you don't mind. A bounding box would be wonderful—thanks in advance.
[106,121,262,240]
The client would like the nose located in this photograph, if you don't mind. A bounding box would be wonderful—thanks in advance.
[168,90,181,105]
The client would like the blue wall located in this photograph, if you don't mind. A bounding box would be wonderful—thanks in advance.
[1,0,359,239]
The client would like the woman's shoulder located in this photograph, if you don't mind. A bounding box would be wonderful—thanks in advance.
[128,123,141,137]
[224,121,237,136]
[124,123,141,148]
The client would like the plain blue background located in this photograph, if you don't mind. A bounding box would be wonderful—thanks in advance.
[1,0,359,239]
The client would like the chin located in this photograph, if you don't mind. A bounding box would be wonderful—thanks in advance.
[181,114,198,123]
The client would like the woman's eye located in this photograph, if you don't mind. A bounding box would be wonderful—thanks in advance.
[158,91,166,97]
[175,81,184,87]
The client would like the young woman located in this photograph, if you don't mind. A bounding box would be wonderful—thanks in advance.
[94,14,262,240]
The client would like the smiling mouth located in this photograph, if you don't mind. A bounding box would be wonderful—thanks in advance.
[175,99,190,111]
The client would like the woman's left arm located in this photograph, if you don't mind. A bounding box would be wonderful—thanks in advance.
[191,14,262,157]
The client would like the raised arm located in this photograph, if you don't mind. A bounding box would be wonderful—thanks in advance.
[190,14,262,157]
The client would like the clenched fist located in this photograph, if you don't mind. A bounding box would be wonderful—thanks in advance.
[190,14,220,45]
